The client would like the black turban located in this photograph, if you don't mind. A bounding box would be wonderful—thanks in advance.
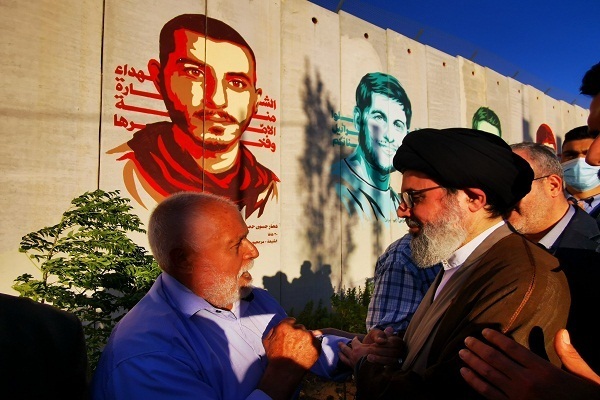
[393,128,533,212]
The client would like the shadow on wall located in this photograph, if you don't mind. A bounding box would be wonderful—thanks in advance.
[299,59,354,271]
[262,60,355,312]
[263,261,334,312]
[522,118,532,143]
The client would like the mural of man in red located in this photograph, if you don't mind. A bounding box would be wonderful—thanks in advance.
[109,14,279,218]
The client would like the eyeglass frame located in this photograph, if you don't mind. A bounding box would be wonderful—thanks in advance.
[399,186,444,209]
[532,174,551,181]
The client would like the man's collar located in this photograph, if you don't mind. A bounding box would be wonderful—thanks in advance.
[444,221,505,270]
[566,190,600,212]
[161,272,255,317]
[538,205,575,249]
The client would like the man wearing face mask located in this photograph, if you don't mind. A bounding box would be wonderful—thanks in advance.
[561,125,600,224]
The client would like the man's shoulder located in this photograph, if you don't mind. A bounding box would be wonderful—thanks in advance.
[485,232,560,272]
[331,158,379,213]
[239,144,279,181]
[561,206,600,247]
[387,233,412,249]
[381,234,412,258]
[493,231,549,253]
[100,294,198,373]
[135,121,172,134]
[107,281,182,341]
[331,158,360,186]
[0,293,81,329]
[107,121,173,156]
[128,122,173,146]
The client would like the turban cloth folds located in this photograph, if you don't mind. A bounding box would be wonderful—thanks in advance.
[393,128,533,212]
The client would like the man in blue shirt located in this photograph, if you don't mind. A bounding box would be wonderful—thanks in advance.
[337,234,441,368]
[92,192,400,399]
[366,233,441,334]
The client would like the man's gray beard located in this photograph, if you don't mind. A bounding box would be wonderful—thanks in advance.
[410,197,468,268]
[204,260,254,308]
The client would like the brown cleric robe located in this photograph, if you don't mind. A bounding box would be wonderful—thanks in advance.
[355,224,570,400]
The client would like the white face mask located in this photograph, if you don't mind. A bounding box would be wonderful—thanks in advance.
[562,158,600,192]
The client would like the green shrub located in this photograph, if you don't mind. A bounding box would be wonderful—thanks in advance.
[330,280,373,333]
[13,190,160,370]
[294,279,373,333]
[293,299,332,329]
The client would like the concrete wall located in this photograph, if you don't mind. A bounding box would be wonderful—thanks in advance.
[0,0,588,312]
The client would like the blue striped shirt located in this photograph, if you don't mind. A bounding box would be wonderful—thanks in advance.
[366,234,442,332]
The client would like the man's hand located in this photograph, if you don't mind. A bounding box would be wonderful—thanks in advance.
[263,317,321,369]
[459,328,600,400]
[258,317,322,400]
[338,327,406,368]
[554,329,600,385]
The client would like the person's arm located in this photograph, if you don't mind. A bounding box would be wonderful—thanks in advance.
[93,318,318,400]
[458,328,600,400]
[366,236,434,333]
[316,327,364,341]
[93,353,229,400]
[306,328,356,380]
[258,317,321,400]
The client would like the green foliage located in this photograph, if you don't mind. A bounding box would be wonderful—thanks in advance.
[330,280,373,333]
[293,299,332,329]
[14,189,160,370]
[294,279,373,334]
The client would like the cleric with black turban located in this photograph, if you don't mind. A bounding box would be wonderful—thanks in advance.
[354,128,570,400]
[393,127,534,216]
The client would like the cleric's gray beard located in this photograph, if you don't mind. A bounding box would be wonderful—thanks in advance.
[410,196,467,268]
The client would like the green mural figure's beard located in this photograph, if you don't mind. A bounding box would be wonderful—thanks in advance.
[358,125,394,175]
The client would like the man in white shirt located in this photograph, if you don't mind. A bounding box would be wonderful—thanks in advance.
[458,61,600,400]
[508,142,600,372]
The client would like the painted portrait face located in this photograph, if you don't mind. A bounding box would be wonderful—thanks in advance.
[359,93,408,173]
[159,29,261,152]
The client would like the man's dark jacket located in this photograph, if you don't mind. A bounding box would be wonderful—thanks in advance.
[550,206,600,372]
[0,294,88,399]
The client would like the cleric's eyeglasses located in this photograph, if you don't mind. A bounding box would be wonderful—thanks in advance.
[399,186,444,210]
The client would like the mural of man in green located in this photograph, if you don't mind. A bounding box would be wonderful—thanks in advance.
[472,106,502,137]
[331,72,412,222]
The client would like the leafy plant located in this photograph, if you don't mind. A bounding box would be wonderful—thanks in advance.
[294,279,373,334]
[13,189,160,370]
[329,279,373,334]
[293,299,332,329]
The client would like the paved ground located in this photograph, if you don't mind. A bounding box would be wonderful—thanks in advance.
[299,373,356,400]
